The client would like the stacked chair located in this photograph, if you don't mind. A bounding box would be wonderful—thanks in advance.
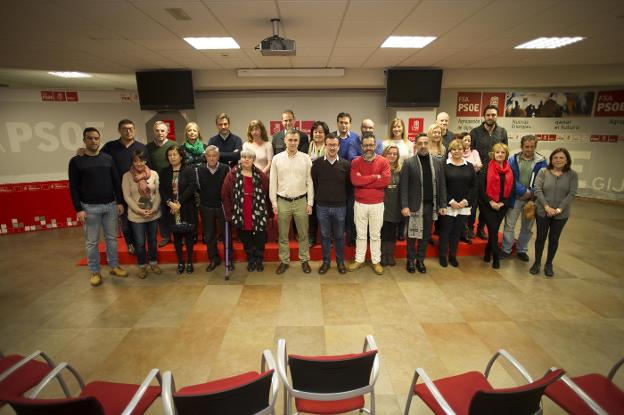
[404,349,564,415]
[3,344,619,414]
[545,357,624,414]
[277,335,380,415]
[1,349,162,415]
[162,349,278,415]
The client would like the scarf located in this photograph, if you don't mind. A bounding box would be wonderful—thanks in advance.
[486,159,513,202]
[130,165,152,198]
[308,141,325,161]
[184,139,205,156]
[408,154,438,239]
[231,166,268,233]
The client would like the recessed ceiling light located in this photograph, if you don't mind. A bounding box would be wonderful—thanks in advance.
[381,36,436,48]
[514,37,585,49]
[184,37,240,50]
[48,71,92,78]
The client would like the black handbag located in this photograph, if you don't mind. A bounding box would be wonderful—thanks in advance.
[170,222,195,234]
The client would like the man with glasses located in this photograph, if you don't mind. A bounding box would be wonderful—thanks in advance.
[348,132,391,275]
[311,133,351,275]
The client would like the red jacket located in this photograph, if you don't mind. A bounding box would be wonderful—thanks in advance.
[350,155,391,204]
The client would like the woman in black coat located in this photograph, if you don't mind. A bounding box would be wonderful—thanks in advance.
[159,145,197,274]
[479,142,516,269]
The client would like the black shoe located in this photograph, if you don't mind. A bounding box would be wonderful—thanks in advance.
[226,263,235,271]
[205,262,219,272]
[186,263,194,274]
[530,262,540,275]
[347,238,356,247]
[499,251,511,259]
[301,261,311,274]
[256,263,264,272]
[544,263,554,277]
[276,262,289,274]
[397,234,405,241]
[439,257,448,267]
[380,255,388,267]
[416,260,427,273]
[449,256,459,267]
[517,252,530,262]
[477,228,488,240]
[387,256,396,266]
[406,261,416,273]
[483,252,491,263]
[466,228,475,239]
[492,259,500,269]
[176,263,184,274]
[247,262,255,272]
[319,262,330,274]
[337,262,347,274]
[460,236,472,244]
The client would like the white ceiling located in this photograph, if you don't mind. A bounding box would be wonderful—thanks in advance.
[1,0,623,89]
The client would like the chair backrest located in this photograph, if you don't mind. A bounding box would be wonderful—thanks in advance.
[468,368,564,415]
[7,396,105,415]
[173,370,273,415]
[288,350,377,393]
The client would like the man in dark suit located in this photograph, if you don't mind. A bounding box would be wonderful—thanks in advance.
[271,109,309,155]
[400,133,447,274]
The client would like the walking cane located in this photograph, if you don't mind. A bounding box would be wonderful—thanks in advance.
[222,203,230,281]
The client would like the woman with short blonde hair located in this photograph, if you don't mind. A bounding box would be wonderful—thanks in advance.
[427,123,445,157]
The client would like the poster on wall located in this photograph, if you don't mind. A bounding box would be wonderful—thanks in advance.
[504,91,595,118]
[451,89,624,200]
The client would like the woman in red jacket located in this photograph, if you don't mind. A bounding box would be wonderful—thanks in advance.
[221,149,272,272]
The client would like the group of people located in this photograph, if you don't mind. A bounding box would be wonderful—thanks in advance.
[69,106,577,286]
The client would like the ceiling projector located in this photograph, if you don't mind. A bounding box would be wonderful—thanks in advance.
[257,18,296,56]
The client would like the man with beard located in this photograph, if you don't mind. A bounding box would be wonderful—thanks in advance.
[147,120,175,246]
[348,133,391,275]
[400,133,447,274]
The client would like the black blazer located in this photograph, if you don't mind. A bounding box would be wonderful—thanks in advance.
[400,155,447,212]
[159,165,197,226]
[479,161,516,207]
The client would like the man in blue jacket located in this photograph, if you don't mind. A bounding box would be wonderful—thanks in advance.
[501,135,546,261]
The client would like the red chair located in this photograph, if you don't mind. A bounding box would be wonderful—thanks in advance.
[545,357,624,414]
[162,349,278,415]
[4,361,162,415]
[404,349,565,415]
[277,335,380,415]
[0,350,64,406]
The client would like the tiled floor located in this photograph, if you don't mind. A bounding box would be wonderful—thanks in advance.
[1,199,623,414]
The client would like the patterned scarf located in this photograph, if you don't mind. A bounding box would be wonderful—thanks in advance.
[184,139,205,156]
[408,154,438,239]
[232,166,268,233]
[130,165,152,198]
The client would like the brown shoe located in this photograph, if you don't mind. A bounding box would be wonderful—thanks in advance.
[372,262,384,275]
[150,264,162,274]
[348,261,364,272]
[318,262,330,274]
[337,262,347,274]
[137,266,147,279]
[90,272,102,287]
[109,266,128,278]
[301,261,311,274]
[276,262,289,274]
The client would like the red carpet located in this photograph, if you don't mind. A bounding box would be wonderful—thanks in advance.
[78,234,491,266]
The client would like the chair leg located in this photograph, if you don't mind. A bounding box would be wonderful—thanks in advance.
[404,370,420,415]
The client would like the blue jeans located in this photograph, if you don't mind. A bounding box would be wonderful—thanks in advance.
[502,199,534,254]
[316,205,346,264]
[82,202,119,273]
[130,220,159,266]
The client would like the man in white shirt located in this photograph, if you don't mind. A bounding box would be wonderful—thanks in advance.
[269,130,314,274]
